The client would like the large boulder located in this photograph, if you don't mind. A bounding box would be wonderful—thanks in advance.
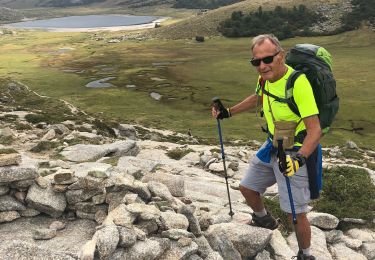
[60,140,138,162]
[205,223,272,258]
[26,183,66,217]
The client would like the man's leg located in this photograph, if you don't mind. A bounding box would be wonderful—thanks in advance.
[288,213,311,250]
[240,185,278,230]
[239,185,265,212]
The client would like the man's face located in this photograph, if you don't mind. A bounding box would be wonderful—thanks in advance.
[251,39,285,82]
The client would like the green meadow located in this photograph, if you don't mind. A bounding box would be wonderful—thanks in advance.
[0,28,374,147]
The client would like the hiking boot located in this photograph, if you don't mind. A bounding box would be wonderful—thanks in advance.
[250,212,278,230]
[294,250,316,260]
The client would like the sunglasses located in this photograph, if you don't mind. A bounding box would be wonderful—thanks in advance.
[250,51,280,67]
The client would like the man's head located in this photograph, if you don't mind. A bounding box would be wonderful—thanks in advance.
[251,34,286,83]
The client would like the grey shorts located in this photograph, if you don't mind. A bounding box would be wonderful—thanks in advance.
[240,152,311,214]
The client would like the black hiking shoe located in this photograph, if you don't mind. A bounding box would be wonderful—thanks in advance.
[250,212,278,230]
[293,250,316,260]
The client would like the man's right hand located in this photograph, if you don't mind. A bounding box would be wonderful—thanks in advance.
[212,107,231,119]
[212,97,231,120]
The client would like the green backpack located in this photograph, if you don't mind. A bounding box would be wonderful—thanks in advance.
[285,44,339,134]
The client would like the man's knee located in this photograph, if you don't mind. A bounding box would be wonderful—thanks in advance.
[239,185,259,197]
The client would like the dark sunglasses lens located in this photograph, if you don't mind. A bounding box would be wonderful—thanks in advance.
[263,56,274,64]
[250,59,261,66]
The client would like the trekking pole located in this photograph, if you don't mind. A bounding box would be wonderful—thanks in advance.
[212,97,234,218]
[277,138,297,224]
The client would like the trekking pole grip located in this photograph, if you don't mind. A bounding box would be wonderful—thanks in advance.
[212,97,226,115]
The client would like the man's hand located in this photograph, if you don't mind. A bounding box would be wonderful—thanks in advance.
[279,154,306,176]
[212,107,231,119]
[211,97,231,120]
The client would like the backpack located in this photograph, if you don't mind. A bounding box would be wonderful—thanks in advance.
[285,44,339,134]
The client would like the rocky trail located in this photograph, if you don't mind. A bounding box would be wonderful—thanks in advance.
[0,80,374,259]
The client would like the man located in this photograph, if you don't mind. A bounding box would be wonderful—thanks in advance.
[212,34,321,260]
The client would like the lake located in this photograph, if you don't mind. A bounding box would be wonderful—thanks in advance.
[5,14,161,31]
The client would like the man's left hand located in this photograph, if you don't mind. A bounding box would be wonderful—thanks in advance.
[279,154,306,176]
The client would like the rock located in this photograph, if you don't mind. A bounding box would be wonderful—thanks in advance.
[178,236,192,247]
[161,229,195,240]
[269,229,294,260]
[118,226,137,248]
[26,183,67,217]
[329,242,366,260]
[361,242,375,260]
[107,204,136,227]
[346,228,375,242]
[0,153,21,167]
[205,223,272,258]
[194,235,214,258]
[117,124,137,140]
[32,228,57,240]
[0,211,20,223]
[19,207,41,217]
[66,189,104,205]
[54,170,74,183]
[0,185,9,195]
[115,237,170,260]
[346,140,358,149]
[287,226,331,259]
[205,229,241,260]
[35,176,49,189]
[42,129,56,140]
[0,240,75,260]
[307,212,339,230]
[0,195,26,211]
[61,140,138,162]
[147,181,174,202]
[116,156,159,174]
[70,162,112,178]
[160,211,189,230]
[0,164,38,184]
[142,172,185,197]
[50,221,66,231]
[255,250,271,260]
[159,239,198,260]
[179,205,202,236]
[96,219,120,260]
[341,218,366,225]
[126,203,161,221]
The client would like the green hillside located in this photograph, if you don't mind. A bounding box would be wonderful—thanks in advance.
[0,27,373,147]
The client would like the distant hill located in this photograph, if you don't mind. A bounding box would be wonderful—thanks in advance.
[0,0,174,8]
[146,0,348,39]
[0,7,24,22]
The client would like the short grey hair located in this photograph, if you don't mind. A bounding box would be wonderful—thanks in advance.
[251,34,283,52]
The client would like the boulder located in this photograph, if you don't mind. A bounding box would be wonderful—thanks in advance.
[26,183,66,217]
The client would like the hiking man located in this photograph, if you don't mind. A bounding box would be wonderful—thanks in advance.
[212,34,321,260]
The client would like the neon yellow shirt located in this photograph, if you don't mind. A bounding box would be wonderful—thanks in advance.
[256,65,318,145]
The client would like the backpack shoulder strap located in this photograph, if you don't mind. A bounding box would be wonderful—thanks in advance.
[260,78,290,103]
[286,70,304,117]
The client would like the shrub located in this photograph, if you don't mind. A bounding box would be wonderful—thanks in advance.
[0,136,14,145]
[0,148,18,154]
[25,113,51,124]
[312,166,375,221]
[166,147,194,160]
[218,5,321,39]
[30,141,59,153]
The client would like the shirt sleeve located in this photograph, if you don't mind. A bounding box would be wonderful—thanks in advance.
[293,74,319,118]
